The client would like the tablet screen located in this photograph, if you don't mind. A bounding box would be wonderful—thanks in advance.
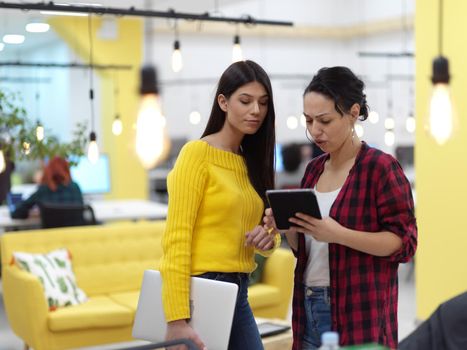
[266,189,321,230]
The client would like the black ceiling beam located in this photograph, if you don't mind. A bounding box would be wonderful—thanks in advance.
[0,1,294,27]
[358,51,414,58]
[0,61,132,70]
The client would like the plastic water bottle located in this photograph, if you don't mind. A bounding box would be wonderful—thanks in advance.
[319,331,340,349]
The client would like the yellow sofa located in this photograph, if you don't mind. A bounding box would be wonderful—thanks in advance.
[1,221,295,350]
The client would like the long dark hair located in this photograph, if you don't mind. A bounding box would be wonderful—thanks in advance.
[202,60,276,203]
[304,66,369,121]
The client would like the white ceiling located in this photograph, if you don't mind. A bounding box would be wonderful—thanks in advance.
[0,0,414,53]
[0,0,252,51]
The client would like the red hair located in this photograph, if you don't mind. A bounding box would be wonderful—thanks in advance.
[41,156,71,191]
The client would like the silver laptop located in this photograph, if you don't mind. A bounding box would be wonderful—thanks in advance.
[132,270,238,350]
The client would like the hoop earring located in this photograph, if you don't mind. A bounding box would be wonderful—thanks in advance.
[351,126,355,145]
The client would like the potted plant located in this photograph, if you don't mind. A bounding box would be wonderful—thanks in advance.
[0,88,88,203]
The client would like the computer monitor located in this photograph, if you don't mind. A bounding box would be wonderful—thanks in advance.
[70,154,111,194]
[395,145,414,169]
[275,144,284,172]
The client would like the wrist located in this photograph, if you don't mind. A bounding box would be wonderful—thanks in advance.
[168,319,188,326]
[336,226,349,246]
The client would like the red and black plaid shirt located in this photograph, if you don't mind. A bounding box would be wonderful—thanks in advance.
[291,142,417,350]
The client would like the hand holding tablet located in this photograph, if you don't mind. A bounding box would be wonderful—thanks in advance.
[266,189,322,230]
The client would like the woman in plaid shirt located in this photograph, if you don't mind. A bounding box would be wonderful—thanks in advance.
[265,66,417,349]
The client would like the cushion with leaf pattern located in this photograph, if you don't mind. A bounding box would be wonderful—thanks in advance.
[12,248,87,310]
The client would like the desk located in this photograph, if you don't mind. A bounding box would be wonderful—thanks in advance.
[88,199,168,222]
[0,199,168,231]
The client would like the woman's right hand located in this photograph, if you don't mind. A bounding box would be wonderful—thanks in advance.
[165,319,207,350]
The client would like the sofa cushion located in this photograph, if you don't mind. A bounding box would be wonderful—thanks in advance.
[248,284,281,309]
[249,254,267,286]
[13,248,87,310]
[48,296,134,332]
[109,291,140,311]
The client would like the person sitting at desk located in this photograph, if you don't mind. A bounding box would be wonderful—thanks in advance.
[11,156,83,219]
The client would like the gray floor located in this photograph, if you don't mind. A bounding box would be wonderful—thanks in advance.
[0,263,417,350]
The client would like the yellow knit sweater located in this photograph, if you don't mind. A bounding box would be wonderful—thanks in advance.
[159,140,279,321]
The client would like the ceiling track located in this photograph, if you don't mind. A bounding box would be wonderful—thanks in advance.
[0,1,293,27]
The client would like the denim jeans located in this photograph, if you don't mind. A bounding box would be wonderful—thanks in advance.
[302,286,331,350]
[198,272,264,350]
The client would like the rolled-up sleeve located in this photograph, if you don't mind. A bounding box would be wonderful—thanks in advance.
[377,159,417,263]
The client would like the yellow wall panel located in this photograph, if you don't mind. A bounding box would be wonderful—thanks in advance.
[50,17,147,199]
[415,0,467,319]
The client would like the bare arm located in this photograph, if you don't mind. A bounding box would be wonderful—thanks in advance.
[290,214,402,257]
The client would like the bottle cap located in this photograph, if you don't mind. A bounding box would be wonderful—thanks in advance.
[321,331,339,345]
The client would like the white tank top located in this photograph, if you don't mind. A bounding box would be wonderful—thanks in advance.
[303,186,340,287]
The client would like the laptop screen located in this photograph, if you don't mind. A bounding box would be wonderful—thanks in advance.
[6,193,23,213]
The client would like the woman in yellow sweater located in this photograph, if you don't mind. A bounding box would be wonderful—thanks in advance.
[159,60,279,350]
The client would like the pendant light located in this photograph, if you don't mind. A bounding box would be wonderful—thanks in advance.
[112,115,122,136]
[0,149,6,173]
[34,77,45,141]
[111,72,123,136]
[171,21,183,73]
[232,33,243,63]
[426,0,456,145]
[135,66,170,169]
[384,87,395,147]
[36,122,45,141]
[87,14,99,163]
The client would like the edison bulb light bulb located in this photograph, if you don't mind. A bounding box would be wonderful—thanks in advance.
[112,116,123,135]
[135,94,170,169]
[232,35,243,62]
[171,40,183,73]
[384,130,395,146]
[0,150,6,174]
[87,132,99,164]
[36,125,44,141]
[427,83,454,145]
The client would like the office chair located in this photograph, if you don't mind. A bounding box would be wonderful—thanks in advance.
[38,202,97,229]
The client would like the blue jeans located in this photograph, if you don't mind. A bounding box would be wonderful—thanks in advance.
[198,272,263,350]
[302,286,331,350]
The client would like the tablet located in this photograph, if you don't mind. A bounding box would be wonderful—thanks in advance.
[266,189,322,230]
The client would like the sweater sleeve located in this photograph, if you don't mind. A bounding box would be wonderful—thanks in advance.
[159,142,207,321]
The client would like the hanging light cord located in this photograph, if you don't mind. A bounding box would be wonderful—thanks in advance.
[438,0,443,55]
[35,70,40,121]
[88,12,95,132]
[174,19,179,41]
[114,71,119,116]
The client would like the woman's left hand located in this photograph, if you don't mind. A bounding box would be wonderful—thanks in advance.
[245,225,276,251]
[288,213,344,244]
